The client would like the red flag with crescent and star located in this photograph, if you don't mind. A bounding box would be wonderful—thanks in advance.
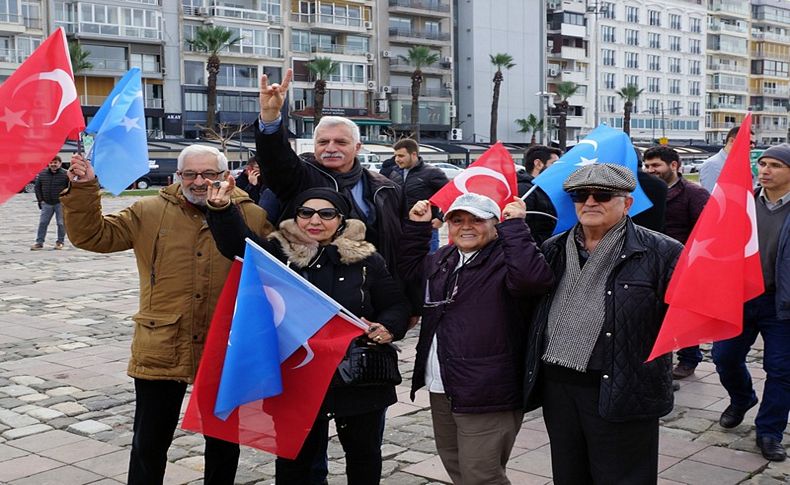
[430,141,518,216]
[647,113,764,361]
[0,27,84,205]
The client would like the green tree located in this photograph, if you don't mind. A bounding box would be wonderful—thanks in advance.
[186,26,241,129]
[68,42,93,74]
[489,53,516,142]
[307,57,338,128]
[515,114,544,145]
[616,84,644,137]
[399,46,439,142]
[555,82,579,150]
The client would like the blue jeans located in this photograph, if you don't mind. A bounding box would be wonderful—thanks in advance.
[36,202,64,244]
[677,345,703,367]
[429,228,440,254]
[712,293,790,441]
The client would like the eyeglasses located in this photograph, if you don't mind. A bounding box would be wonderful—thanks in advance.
[178,170,225,181]
[569,191,626,203]
[295,207,341,220]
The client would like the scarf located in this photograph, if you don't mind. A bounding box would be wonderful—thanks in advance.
[542,218,627,371]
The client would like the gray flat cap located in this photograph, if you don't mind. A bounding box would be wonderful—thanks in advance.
[563,163,637,193]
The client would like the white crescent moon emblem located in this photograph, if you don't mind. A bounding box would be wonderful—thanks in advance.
[576,139,598,151]
[12,69,78,126]
[711,183,727,224]
[453,167,511,198]
[745,191,758,257]
[263,286,286,327]
[293,342,315,369]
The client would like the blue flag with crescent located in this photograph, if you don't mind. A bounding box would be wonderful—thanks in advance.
[214,239,343,420]
[84,68,149,195]
[532,124,652,234]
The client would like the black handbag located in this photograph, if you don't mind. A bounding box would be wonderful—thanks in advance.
[336,336,402,386]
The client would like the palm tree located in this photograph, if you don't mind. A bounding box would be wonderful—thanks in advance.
[489,53,516,142]
[515,114,544,145]
[69,42,92,105]
[186,26,241,129]
[307,57,338,128]
[399,46,439,142]
[616,85,644,137]
[555,81,579,151]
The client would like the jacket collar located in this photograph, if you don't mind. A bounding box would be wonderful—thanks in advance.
[270,219,376,267]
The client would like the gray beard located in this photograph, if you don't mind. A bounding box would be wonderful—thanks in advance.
[182,188,207,206]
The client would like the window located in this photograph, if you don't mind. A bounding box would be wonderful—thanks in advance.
[625,29,639,46]
[648,77,660,93]
[669,79,681,95]
[217,64,258,88]
[389,16,411,33]
[647,99,660,114]
[626,6,639,23]
[669,57,681,74]
[648,10,660,26]
[601,25,615,43]
[689,60,701,76]
[602,49,615,66]
[604,72,615,90]
[648,32,660,49]
[625,51,639,69]
[602,2,615,19]
[690,39,701,54]
[689,80,700,96]
[184,92,207,111]
[83,43,126,70]
[669,13,681,30]
[328,62,366,83]
[648,54,661,71]
[689,102,700,117]
[605,95,616,113]
[669,35,681,52]
[130,53,159,73]
[625,74,638,87]
[292,30,310,52]
[668,100,681,116]
[690,18,701,33]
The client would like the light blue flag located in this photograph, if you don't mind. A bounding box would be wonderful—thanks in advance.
[532,124,652,234]
[214,239,344,420]
[85,68,149,195]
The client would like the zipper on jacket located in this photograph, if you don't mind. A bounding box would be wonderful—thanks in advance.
[360,265,367,308]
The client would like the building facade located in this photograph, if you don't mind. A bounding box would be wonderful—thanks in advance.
[0,0,47,81]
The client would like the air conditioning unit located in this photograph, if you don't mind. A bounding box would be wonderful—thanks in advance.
[381,50,391,58]
[380,85,391,94]
[443,81,453,88]
[160,67,166,76]
[364,21,373,30]
[449,104,457,118]
[365,52,374,61]
[443,56,452,63]
[377,134,389,142]
[294,99,306,110]
[376,99,389,113]
[196,6,208,15]
[449,127,463,141]
[367,80,377,91]
[548,66,560,77]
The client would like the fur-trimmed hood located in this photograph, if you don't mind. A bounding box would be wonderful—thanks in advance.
[269,218,376,267]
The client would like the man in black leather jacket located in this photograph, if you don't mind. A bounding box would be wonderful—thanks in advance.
[523,163,683,484]
[517,145,561,245]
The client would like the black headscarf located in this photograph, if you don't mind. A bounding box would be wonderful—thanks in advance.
[293,187,352,217]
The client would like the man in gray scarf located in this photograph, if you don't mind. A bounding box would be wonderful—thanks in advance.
[523,163,683,484]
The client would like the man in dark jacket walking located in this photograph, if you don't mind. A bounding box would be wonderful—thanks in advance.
[517,145,561,245]
[644,146,710,379]
[32,156,70,250]
[524,163,682,484]
[234,156,263,203]
[388,138,449,252]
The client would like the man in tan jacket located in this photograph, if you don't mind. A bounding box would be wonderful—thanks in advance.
[63,145,271,485]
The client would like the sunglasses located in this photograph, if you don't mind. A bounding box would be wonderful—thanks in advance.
[295,207,342,220]
[569,191,625,203]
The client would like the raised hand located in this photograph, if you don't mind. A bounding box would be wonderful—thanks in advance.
[409,200,433,222]
[259,68,293,123]
[207,172,236,208]
[502,196,527,221]
[68,153,95,183]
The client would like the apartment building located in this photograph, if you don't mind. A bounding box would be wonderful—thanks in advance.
[0,0,47,82]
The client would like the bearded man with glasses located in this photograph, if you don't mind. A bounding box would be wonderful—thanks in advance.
[62,145,271,485]
[523,163,683,484]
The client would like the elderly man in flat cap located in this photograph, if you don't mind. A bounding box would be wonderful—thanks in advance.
[712,143,790,462]
[523,163,683,484]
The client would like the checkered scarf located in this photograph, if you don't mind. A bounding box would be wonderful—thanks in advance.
[542,218,627,372]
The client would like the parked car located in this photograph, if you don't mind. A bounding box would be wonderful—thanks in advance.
[428,162,463,179]
[362,162,382,173]
[132,159,178,189]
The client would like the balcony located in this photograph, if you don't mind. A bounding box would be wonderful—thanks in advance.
[58,21,162,41]
[706,103,747,110]
[708,122,740,130]
[0,48,27,63]
[290,13,369,32]
[388,0,450,16]
[388,56,452,72]
[559,69,588,84]
[80,94,162,109]
[310,44,368,56]
[750,86,790,97]
[708,22,747,35]
[751,31,790,44]
[708,1,750,17]
[753,105,788,114]
[204,5,281,24]
[390,86,451,97]
[87,57,129,72]
[707,60,749,74]
[389,28,450,42]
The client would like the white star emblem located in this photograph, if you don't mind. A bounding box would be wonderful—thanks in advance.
[687,238,714,265]
[119,116,142,132]
[576,156,597,166]
[0,107,29,131]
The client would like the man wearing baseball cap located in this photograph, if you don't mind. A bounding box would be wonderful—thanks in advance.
[399,193,553,484]
[712,144,790,461]
[523,163,683,483]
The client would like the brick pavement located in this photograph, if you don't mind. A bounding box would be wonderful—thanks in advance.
[1,191,788,484]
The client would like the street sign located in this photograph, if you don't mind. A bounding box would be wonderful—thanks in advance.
[659,137,669,145]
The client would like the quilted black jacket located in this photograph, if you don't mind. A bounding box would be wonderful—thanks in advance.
[523,218,683,421]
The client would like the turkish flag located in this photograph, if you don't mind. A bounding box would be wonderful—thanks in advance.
[182,260,362,459]
[430,142,518,215]
[647,113,763,361]
[0,28,84,205]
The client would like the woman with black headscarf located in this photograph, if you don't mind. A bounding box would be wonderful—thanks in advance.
[205,181,409,484]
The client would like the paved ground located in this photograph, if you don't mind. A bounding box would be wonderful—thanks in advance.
[0,191,788,485]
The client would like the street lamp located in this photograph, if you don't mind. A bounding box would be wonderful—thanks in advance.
[536,91,556,145]
[586,1,609,129]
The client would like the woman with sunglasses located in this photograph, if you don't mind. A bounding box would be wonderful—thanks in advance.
[205,181,409,484]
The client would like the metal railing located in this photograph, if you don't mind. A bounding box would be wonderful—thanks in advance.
[0,49,26,63]
[388,28,450,41]
[80,94,163,108]
[388,0,450,12]
[209,5,281,24]
[390,86,451,97]
[290,13,366,28]
[311,44,368,56]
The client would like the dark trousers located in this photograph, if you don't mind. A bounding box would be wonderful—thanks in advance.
[712,293,790,441]
[127,378,240,485]
[677,345,703,367]
[542,367,659,485]
[276,409,386,485]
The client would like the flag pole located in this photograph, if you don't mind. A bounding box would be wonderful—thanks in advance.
[520,184,537,201]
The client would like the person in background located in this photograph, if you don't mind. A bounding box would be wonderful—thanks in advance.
[700,126,756,192]
[517,145,561,245]
[31,155,69,250]
[632,148,667,232]
[235,156,263,203]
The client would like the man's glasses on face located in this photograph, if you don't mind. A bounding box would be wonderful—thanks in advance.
[178,170,225,181]
[569,190,626,203]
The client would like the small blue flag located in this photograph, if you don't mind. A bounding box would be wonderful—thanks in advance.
[214,240,343,420]
[533,124,652,234]
[85,68,149,195]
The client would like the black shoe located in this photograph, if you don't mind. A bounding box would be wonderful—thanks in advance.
[719,397,758,428]
[757,436,787,462]
[672,363,696,379]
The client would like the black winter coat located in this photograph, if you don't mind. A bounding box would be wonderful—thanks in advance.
[255,124,403,273]
[664,177,709,244]
[524,218,683,421]
[388,158,449,220]
[516,171,557,245]
[234,171,263,204]
[36,168,70,205]
[399,219,553,413]
[207,207,410,417]
[632,171,668,232]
